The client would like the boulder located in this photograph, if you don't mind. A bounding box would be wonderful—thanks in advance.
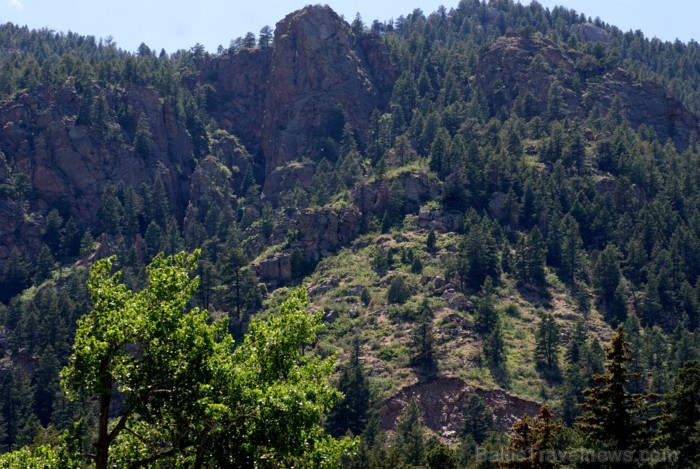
[569,22,610,43]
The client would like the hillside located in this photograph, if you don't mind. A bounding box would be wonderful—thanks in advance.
[1,1,700,466]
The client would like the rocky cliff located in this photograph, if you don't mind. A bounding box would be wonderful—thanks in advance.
[0,84,194,264]
[202,5,397,198]
[476,35,699,149]
[0,5,397,269]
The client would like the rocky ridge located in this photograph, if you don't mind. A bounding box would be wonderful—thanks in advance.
[476,35,699,148]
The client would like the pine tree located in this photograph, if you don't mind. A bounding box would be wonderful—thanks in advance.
[515,227,547,285]
[535,313,561,381]
[144,220,163,260]
[546,80,565,121]
[592,244,623,313]
[422,229,435,255]
[558,214,584,284]
[97,182,123,236]
[258,25,273,48]
[2,247,31,302]
[426,440,458,469]
[576,325,658,451]
[392,399,425,466]
[0,369,40,451]
[34,345,61,426]
[505,405,562,468]
[410,316,438,378]
[458,217,500,290]
[60,216,81,260]
[133,113,153,158]
[475,277,498,334]
[327,338,371,437]
[35,244,55,283]
[461,394,494,444]
[79,230,95,257]
[429,127,451,177]
[220,246,248,333]
[662,360,700,467]
[42,208,64,255]
[484,319,508,386]
[387,276,410,304]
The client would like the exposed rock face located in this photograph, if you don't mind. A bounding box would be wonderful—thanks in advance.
[202,5,397,198]
[0,5,395,273]
[0,84,194,264]
[262,162,315,202]
[476,35,582,119]
[201,48,272,158]
[0,85,193,222]
[253,206,362,283]
[255,254,292,283]
[476,35,699,149]
[352,170,442,218]
[595,69,699,147]
[261,6,395,181]
[291,207,362,262]
[380,377,541,439]
[569,22,610,43]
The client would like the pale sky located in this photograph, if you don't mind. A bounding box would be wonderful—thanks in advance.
[0,0,697,54]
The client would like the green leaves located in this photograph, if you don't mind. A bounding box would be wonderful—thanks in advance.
[57,252,351,467]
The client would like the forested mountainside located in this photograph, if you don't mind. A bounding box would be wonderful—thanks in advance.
[1,0,700,466]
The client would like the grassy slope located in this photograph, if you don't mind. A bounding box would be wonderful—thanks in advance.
[269,218,613,408]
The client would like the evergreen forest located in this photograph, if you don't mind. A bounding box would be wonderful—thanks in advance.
[0,0,700,467]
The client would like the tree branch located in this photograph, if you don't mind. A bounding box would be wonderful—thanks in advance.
[106,408,133,445]
[123,426,153,447]
[129,448,177,469]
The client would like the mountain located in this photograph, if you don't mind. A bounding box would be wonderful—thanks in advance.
[1,1,700,465]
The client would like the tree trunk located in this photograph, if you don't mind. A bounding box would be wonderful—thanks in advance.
[94,376,112,469]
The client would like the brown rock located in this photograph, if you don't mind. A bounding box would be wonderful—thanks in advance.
[380,377,541,439]
[476,35,699,149]
[0,83,194,269]
[293,207,362,262]
[260,6,393,180]
[353,170,442,218]
[254,254,292,283]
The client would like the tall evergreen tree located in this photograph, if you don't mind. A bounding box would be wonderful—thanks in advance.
[461,394,494,444]
[535,313,561,381]
[391,399,425,467]
[558,214,584,284]
[132,113,153,158]
[0,369,39,452]
[661,360,700,467]
[515,227,547,285]
[576,325,658,451]
[458,217,500,290]
[484,319,508,386]
[593,244,623,313]
[410,316,438,378]
[327,338,372,437]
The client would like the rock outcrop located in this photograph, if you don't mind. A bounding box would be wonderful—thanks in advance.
[0,5,397,271]
[260,6,395,180]
[0,84,194,265]
[380,377,541,439]
[352,170,442,218]
[569,22,610,43]
[476,35,699,149]
[202,5,397,197]
[292,207,362,262]
[253,206,362,284]
[200,48,272,159]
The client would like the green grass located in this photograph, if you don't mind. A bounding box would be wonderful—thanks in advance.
[295,223,612,405]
